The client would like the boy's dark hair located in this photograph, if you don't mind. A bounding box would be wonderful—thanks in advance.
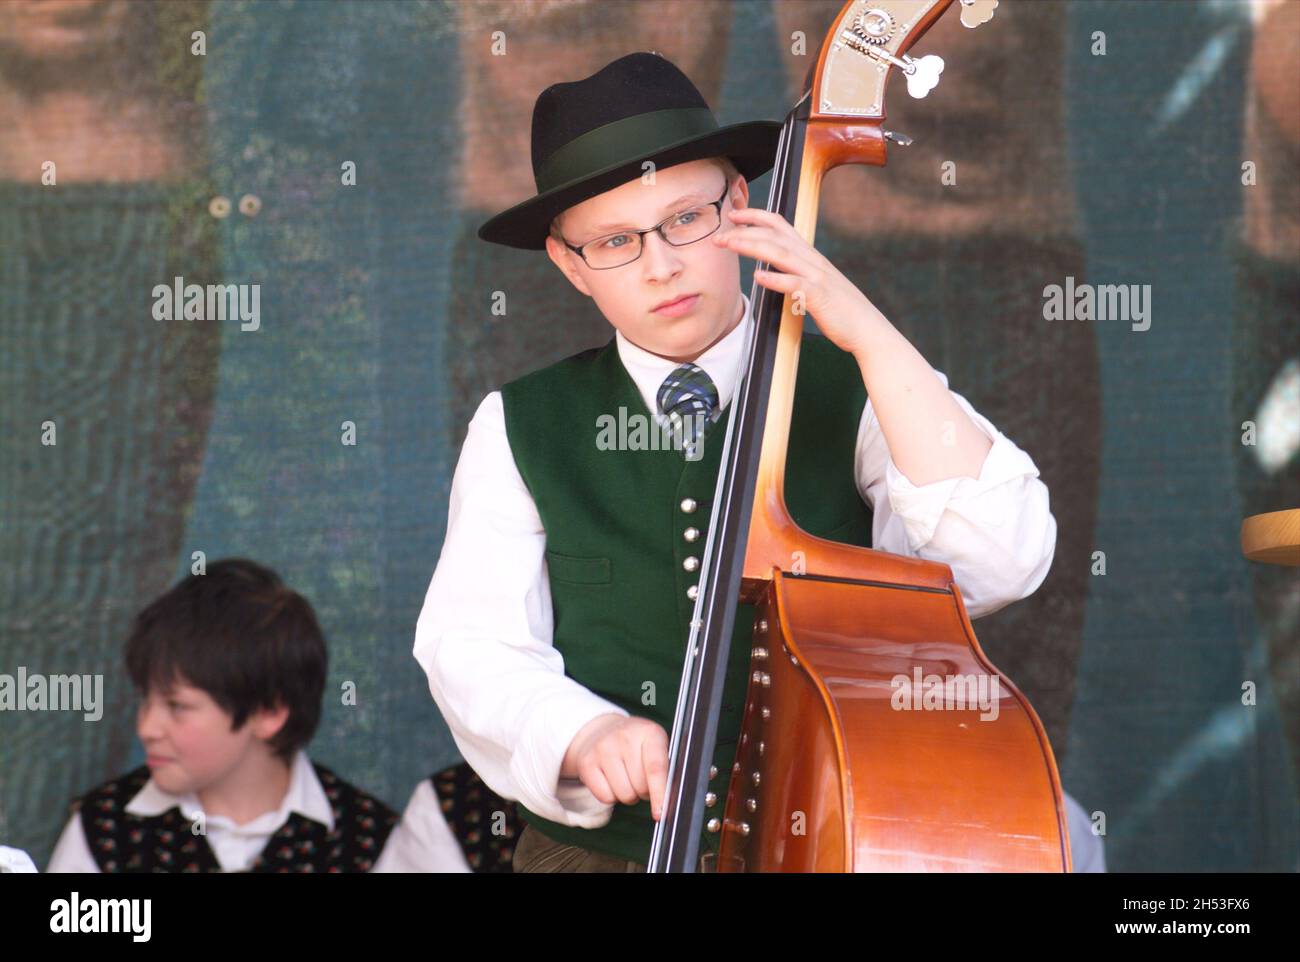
[125,558,327,761]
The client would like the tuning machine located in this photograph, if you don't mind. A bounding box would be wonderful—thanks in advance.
[862,49,944,100]
[960,0,998,29]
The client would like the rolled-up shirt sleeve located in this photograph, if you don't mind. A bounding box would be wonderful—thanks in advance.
[413,391,629,828]
[856,369,1057,619]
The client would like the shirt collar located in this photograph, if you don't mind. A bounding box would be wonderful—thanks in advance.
[125,749,335,833]
[615,291,753,415]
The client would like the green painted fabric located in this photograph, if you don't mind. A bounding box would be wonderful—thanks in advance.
[500,329,873,865]
[0,180,219,858]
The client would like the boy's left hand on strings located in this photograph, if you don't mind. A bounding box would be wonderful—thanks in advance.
[712,206,887,359]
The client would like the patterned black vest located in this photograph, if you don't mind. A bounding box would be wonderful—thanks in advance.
[76,763,398,873]
[430,762,520,873]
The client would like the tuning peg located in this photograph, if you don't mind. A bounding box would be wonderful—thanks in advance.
[883,130,913,147]
[960,0,998,29]
[904,54,944,99]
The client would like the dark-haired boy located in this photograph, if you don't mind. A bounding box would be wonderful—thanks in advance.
[48,558,463,872]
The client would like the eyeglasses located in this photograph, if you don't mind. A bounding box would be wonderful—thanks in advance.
[561,180,731,270]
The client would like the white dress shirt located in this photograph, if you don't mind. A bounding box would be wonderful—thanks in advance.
[1063,791,1106,873]
[0,846,37,873]
[46,750,469,873]
[414,290,1056,832]
[381,779,472,873]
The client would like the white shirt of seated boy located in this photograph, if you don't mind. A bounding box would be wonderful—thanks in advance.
[46,750,469,873]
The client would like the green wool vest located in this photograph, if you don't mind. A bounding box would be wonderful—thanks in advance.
[500,330,873,866]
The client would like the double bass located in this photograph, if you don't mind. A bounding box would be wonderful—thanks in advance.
[648,0,1072,873]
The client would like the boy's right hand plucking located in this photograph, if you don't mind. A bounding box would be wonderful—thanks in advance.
[561,713,669,820]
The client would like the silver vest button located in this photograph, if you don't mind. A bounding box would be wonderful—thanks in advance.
[680,497,697,513]
[686,584,699,601]
[683,556,699,572]
[683,526,700,542]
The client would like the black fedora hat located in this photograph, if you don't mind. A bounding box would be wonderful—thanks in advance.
[477,51,782,251]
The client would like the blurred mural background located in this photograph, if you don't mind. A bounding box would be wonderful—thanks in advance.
[0,0,1295,871]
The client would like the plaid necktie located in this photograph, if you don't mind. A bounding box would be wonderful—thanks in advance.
[656,362,720,452]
